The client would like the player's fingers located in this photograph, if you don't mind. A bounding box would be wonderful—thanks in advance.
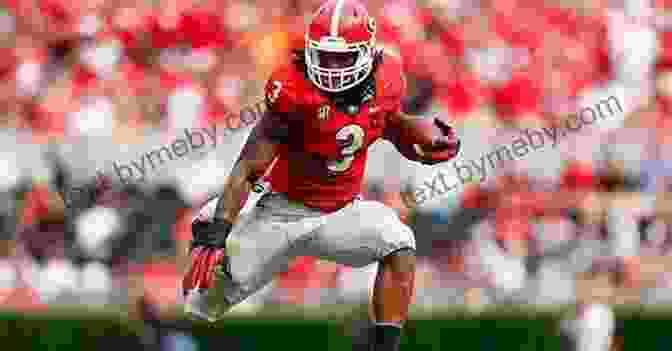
[432,135,460,149]
[423,145,460,164]
[187,252,204,289]
[183,250,204,293]
[433,117,455,136]
[204,250,219,288]
[201,250,212,288]
[203,248,221,287]
[193,248,212,288]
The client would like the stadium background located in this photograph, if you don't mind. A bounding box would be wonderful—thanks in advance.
[0,0,671,349]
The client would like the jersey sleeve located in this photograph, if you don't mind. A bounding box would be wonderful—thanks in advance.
[264,67,301,115]
[377,52,407,114]
[257,68,300,143]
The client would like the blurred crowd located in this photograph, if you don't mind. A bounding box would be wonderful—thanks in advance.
[0,0,671,321]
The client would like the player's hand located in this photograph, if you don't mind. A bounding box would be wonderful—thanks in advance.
[183,219,234,295]
[413,117,461,165]
[183,245,228,295]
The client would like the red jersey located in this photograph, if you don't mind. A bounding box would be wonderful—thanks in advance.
[262,52,406,212]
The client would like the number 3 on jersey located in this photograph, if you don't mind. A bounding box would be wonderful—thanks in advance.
[327,124,365,173]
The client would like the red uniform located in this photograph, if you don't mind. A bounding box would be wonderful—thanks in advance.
[183,0,461,323]
[262,53,406,212]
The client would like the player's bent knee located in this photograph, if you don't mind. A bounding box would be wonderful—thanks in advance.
[381,247,416,273]
[360,202,416,251]
[378,221,416,259]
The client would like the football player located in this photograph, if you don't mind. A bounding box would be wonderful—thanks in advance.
[182,1,460,350]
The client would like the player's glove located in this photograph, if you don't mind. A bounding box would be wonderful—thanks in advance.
[182,219,233,296]
[412,117,461,165]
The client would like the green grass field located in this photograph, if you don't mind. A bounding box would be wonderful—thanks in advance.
[0,304,668,350]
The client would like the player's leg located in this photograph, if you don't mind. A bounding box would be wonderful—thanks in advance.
[184,196,297,322]
[0,189,16,259]
[305,200,416,351]
[371,248,415,351]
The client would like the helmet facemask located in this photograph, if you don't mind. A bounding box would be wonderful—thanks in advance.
[305,37,374,93]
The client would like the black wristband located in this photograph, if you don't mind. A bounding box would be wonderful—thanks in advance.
[191,218,234,249]
[210,219,234,243]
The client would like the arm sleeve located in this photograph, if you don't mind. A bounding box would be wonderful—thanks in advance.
[380,60,407,115]
[254,110,291,144]
[380,57,426,160]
